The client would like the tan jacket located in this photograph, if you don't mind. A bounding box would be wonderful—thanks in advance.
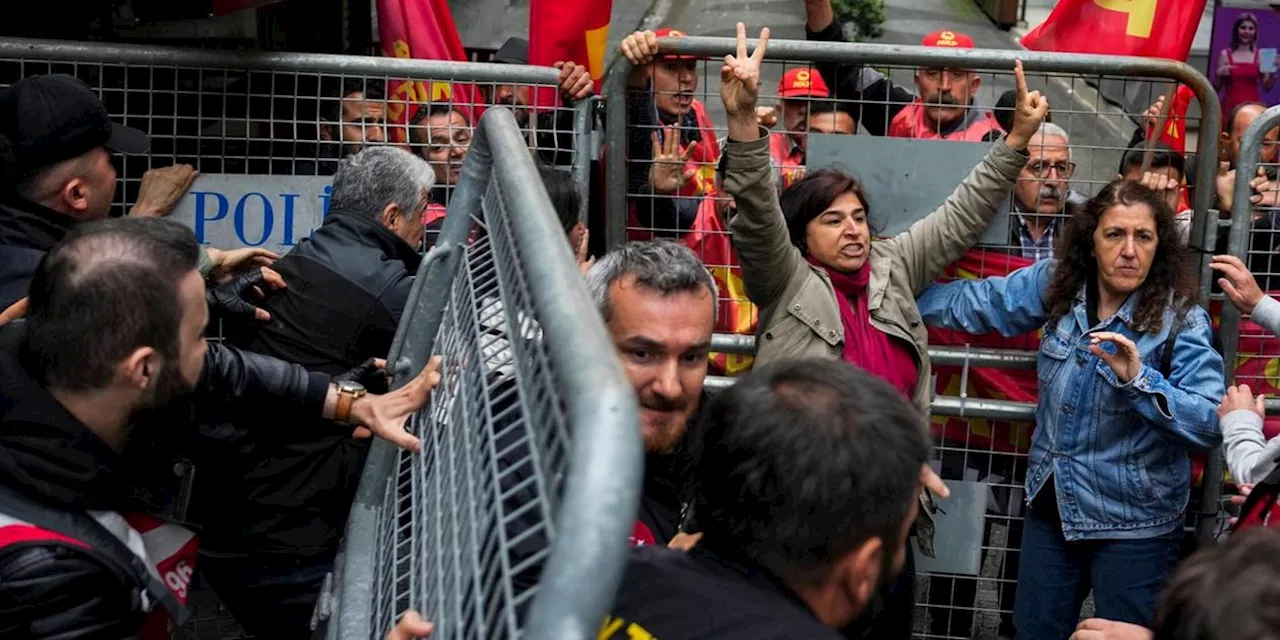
[723,132,1027,416]
[723,132,1027,557]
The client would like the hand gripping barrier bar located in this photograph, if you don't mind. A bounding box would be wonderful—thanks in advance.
[328,107,642,640]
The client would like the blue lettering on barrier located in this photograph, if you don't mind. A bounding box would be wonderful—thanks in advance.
[233,192,274,247]
[279,193,300,246]
[320,185,333,218]
[192,191,230,244]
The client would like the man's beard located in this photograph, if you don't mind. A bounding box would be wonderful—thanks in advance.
[121,360,197,465]
[639,390,691,453]
[496,95,530,127]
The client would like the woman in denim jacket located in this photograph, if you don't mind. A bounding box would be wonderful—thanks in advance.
[916,180,1225,638]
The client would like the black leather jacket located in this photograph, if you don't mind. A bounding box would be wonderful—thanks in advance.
[196,208,420,557]
[0,324,330,639]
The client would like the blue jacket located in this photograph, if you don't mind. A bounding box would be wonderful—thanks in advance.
[917,259,1224,541]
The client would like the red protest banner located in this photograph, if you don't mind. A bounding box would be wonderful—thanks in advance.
[1021,0,1208,61]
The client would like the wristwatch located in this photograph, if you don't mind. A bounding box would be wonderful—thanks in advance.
[334,380,367,424]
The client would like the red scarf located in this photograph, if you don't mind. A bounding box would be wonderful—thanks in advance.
[809,256,920,399]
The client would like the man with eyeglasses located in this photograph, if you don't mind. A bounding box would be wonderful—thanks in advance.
[1010,122,1086,261]
[887,30,1004,142]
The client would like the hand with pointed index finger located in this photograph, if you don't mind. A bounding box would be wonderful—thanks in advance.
[1006,60,1049,151]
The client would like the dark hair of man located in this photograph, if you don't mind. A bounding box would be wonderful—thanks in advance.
[1044,179,1197,332]
[408,103,470,150]
[692,358,929,586]
[806,100,840,117]
[324,78,388,123]
[779,169,877,252]
[536,163,581,234]
[1152,527,1280,640]
[409,103,468,128]
[1119,141,1185,179]
[25,218,200,391]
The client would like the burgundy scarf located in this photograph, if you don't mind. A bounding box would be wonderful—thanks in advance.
[809,256,920,399]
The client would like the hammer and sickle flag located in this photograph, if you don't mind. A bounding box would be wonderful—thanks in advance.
[376,0,483,143]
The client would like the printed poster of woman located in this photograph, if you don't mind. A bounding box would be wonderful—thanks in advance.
[1210,5,1280,113]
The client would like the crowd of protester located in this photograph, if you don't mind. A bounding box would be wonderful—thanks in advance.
[4,0,1280,638]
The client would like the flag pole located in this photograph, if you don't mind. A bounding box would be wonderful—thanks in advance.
[1141,81,1178,174]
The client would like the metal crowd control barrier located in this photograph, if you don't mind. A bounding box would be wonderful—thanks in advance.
[1226,105,1280,489]
[328,108,642,640]
[0,38,601,639]
[0,36,592,229]
[604,36,1222,639]
[706,334,1040,419]
[1227,104,1280,389]
[604,36,1221,251]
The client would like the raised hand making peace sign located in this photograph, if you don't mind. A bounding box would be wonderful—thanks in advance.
[720,22,771,118]
[1005,59,1050,152]
[721,23,771,143]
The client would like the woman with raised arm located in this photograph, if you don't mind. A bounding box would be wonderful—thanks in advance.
[716,22,1047,639]
[916,181,1225,638]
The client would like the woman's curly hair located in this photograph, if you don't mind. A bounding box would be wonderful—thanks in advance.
[1043,179,1198,332]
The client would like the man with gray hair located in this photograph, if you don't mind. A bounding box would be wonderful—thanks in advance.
[195,145,435,638]
[585,240,718,547]
[1010,122,1086,261]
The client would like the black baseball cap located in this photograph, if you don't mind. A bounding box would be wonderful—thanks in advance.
[493,37,529,64]
[0,74,149,177]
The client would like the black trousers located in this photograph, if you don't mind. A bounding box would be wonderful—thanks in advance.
[200,551,334,639]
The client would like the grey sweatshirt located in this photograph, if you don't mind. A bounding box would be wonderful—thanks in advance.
[1222,295,1280,484]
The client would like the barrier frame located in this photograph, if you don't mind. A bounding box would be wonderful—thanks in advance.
[328,108,642,639]
[603,36,1222,255]
[0,36,594,226]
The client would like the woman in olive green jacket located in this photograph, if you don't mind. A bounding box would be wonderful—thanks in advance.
[716,23,1048,637]
[723,60,1045,419]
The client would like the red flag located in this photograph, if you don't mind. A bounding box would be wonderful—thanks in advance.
[528,0,612,110]
[1147,83,1195,154]
[681,198,758,376]
[377,0,483,143]
[1021,0,1208,60]
[927,249,1040,456]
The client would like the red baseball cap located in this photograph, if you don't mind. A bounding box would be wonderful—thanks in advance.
[921,30,975,49]
[654,27,697,61]
[778,67,830,99]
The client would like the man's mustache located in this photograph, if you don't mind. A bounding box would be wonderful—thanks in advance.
[922,93,961,107]
[639,392,687,413]
[1038,185,1062,201]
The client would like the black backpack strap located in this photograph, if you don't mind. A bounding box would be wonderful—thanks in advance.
[0,484,190,626]
[1160,312,1185,378]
